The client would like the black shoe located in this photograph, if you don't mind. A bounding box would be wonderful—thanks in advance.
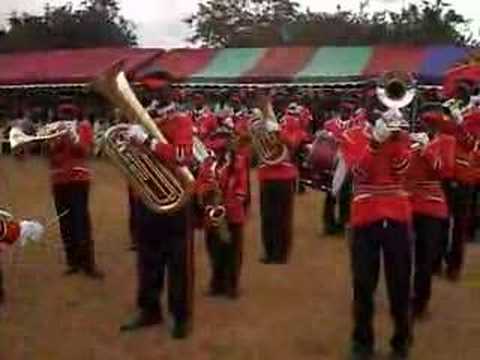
[0,290,5,306]
[350,349,374,360]
[350,343,374,360]
[83,268,105,280]
[206,287,225,297]
[412,303,431,321]
[63,267,81,276]
[226,287,240,300]
[390,348,409,360]
[128,244,137,252]
[260,257,274,264]
[446,267,461,282]
[170,320,190,339]
[120,311,163,332]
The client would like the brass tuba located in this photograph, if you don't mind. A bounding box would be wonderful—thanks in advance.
[376,71,416,110]
[91,63,195,214]
[376,71,416,130]
[248,96,288,165]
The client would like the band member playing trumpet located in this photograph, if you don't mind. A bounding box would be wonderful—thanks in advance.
[406,127,455,319]
[47,107,102,278]
[253,94,307,264]
[0,212,45,305]
[340,106,413,359]
[422,87,480,280]
[197,130,249,298]
[120,101,195,339]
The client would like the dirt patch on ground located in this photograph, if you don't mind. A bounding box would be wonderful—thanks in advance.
[0,157,479,360]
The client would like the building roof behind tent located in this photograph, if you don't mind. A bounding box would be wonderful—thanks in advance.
[0,47,164,87]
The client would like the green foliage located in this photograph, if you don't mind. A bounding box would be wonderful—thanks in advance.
[0,0,137,52]
[185,0,479,47]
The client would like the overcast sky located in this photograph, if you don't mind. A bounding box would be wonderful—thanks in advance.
[1,0,479,48]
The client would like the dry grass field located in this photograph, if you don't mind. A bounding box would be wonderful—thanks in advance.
[0,157,480,360]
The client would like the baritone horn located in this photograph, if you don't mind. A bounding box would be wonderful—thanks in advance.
[248,94,288,165]
[91,62,195,214]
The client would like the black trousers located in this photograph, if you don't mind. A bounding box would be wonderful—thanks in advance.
[128,188,139,247]
[136,201,194,324]
[260,180,295,263]
[53,182,95,271]
[323,178,352,234]
[338,177,352,227]
[206,223,244,295]
[351,220,412,353]
[323,192,337,234]
[0,265,4,304]
[412,214,443,312]
[448,183,475,273]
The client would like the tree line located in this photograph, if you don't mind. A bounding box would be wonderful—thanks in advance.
[185,0,479,47]
[0,0,478,53]
[0,0,136,52]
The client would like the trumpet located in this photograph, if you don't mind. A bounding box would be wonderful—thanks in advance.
[9,121,77,150]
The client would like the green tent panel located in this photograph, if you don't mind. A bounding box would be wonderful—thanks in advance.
[189,48,267,83]
[294,46,374,83]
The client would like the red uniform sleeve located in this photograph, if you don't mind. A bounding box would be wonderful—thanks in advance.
[72,120,93,156]
[152,114,193,166]
[279,115,307,150]
[388,134,412,176]
[231,154,249,198]
[0,221,21,251]
[422,134,456,179]
[198,113,218,140]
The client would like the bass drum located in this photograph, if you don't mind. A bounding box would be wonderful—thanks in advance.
[299,131,338,192]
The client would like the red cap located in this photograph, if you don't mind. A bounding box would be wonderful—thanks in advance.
[421,111,457,134]
[57,103,80,119]
[443,65,480,98]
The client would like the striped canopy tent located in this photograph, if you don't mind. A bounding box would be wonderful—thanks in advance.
[0,47,164,90]
[137,46,475,88]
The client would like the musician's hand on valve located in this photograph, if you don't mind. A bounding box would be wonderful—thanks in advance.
[411,132,429,147]
[127,125,149,146]
[68,127,80,144]
[451,107,464,124]
[18,220,45,247]
[265,120,280,133]
[372,118,392,143]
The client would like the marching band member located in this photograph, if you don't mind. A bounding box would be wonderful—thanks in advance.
[232,102,254,210]
[197,131,249,298]
[48,106,102,278]
[340,110,413,359]
[256,97,307,264]
[424,80,480,280]
[0,214,45,305]
[407,126,455,319]
[121,101,194,339]
[449,101,480,280]
[192,93,217,141]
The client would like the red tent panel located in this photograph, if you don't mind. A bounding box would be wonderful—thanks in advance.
[0,48,162,86]
[242,47,317,82]
[363,46,428,77]
[136,48,217,81]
